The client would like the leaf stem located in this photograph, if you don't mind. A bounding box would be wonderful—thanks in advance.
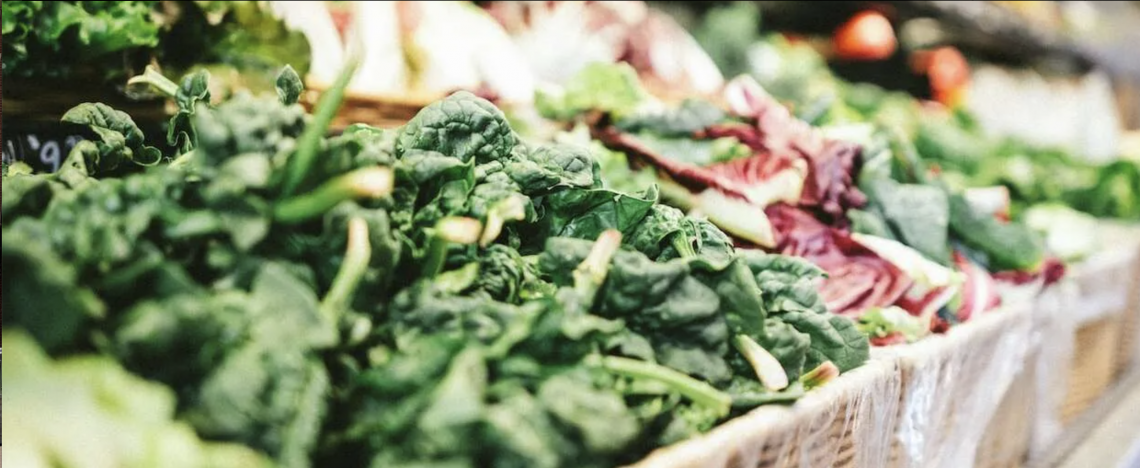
[479,194,527,247]
[274,167,393,224]
[670,232,697,258]
[280,57,361,196]
[321,217,371,318]
[733,335,789,391]
[799,361,839,390]
[127,65,179,98]
[599,355,731,417]
[422,217,483,278]
[573,230,622,299]
[170,150,196,169]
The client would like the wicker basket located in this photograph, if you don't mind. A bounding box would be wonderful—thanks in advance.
[1060,316,1123,423]
[877,301,1035,468]
[973,348,1037,468]
[627,359,901,468]
[1116,241,1140,373]
[318,90,433,130]
[1058,245,1138,423]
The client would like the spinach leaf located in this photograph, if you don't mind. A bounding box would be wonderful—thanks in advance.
[506,143,600,194]
[755,319,809,381]
[626,204,688,260]
[276,64,304,105]
[535,62,648,120]
[3,221,105,352]
[949,194,1044,272]
[779,311,869,373]
[861,177,951,264]
[62,102,163,170]
[397,91,518,165]
[534,186,657,245]
[739,251,828,315]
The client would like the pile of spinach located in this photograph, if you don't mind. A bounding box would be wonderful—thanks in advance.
[3,64,868,468]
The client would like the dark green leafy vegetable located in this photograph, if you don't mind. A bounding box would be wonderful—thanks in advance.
[949,194,1045,271]
[617,99,728,137]
[859,177,951,264]
[4,67,870,468]
[276,65,304,105]
[778,311,868,373]
[397,91,519,165]
[62,102,164,170]
[4,330,272,468]
[2,1,158,79]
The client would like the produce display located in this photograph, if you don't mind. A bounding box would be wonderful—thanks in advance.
[537,61,1053,344]
[4,2,1140,468]
[690,5,1140,225]
[3,66,868,467]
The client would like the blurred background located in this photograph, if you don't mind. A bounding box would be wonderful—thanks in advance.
[4,1,1140,166]
[6,0,1138,221]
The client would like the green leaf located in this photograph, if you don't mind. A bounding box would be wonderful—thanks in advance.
[397,91,519,165]
[779,311,869,373]
[537,372,639,454]
[62,102,163,170]
[418,346,486,435]
[506,143,600,194]
[536,186,658,245]
[277,65,304,105]
[857,306,924,342]
[536,62,649,120]
[3,222,105,352]
[171,69,213,151]
[633,133,750,167]
[948,194,1044,271]
[861,177,951,264]
[690,259,767,338]
[617,99,726,137]
[3,330,271,468]
[739,251,828,315]
[756,319,810,381]
[693,3,762,78]
[625,204,687,260]
[847,208,896,240]
[251,262,334,347]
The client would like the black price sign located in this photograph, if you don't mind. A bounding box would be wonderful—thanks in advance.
[3,129,86,173]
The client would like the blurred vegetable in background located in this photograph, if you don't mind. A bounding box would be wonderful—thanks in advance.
[2,1,310,95]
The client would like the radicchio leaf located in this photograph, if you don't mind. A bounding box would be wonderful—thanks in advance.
[765,204,913,316]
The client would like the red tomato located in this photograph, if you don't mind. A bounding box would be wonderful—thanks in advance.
[833,11,898,61]
[912,47,970,106]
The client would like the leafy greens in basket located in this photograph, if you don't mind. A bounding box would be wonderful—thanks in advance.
[3,64,867,468]
[538,61,1053,343]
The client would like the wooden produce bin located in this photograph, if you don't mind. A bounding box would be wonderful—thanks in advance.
[628,359,901,468]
